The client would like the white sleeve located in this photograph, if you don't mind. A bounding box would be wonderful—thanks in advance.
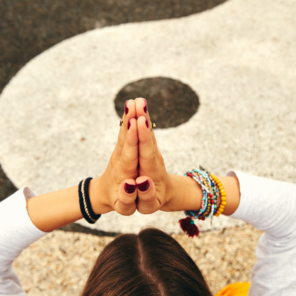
[0,188,48,295]
[227,170,296,296]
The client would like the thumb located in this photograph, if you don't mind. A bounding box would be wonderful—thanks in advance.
[115,179,137,216]
[136,176,160,214]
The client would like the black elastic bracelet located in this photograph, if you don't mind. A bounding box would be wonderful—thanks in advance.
[78,177,101,224]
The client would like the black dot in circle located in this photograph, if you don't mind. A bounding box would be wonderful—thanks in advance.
[114,77,200,128]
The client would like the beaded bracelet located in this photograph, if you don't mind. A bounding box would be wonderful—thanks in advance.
[179,167,225,237]
[184,171,209,217]
[208,174,220,215]
[196,167,220,216]
[198,176,214,220]
[211,174,227,216]
[180,168,215,237]
[191,168,217,220]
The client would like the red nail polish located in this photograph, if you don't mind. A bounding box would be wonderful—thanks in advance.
[127,119,131,130]
[124,183,136,194]
[125,101,129,115]
[145,118,149,128]
[143,99,147,113]
[138,180,150,191]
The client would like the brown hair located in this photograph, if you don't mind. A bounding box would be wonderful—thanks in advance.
[81,228,212,296]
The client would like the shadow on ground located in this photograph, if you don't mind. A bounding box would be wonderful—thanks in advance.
[59,223,118,237]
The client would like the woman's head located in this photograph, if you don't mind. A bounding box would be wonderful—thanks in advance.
[81,228,212,296]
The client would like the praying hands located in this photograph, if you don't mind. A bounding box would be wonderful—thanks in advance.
[96,97,240,217]
[26,98,240,233]
[95,97,173,216]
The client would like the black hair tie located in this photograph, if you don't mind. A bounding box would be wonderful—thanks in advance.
[78,177,101,224]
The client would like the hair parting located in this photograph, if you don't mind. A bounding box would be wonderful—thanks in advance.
[81,228,212,296]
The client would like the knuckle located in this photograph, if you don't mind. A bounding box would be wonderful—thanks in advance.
[117,134,125,147]
[126,137,138,148]
[120,159,138,175]
[139,192,154,202]
[139,153,156,164]
[121,149,137,163]
[120,195,135,206]
[114,173,123,185]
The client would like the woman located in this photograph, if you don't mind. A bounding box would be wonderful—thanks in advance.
[0,98,295,295]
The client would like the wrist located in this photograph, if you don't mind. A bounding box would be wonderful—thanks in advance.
[162,174,202,212]
[89,176,113,215]
[217,176,240,215]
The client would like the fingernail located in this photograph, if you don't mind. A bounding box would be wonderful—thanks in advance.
[143,99,147,113]
[125,101,129,115]
[145,118,149,128]
[137,180,150,192]
[127,119,131,130]
[124,183,136,194]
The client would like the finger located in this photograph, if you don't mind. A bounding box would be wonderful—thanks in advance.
[135,97,160,156]
[115,179,137,215]
[136,176,160,214]
[135,97,149,120]
[137,115,157,173]
[120,117,138,176]
[115,99,136,157]
[135,98,164,172]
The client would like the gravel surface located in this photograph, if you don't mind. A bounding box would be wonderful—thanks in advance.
[13,224,262,296]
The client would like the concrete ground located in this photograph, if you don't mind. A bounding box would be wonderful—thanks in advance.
[0,0,295,294]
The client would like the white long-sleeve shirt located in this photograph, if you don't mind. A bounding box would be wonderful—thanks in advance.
[0,170,296,295]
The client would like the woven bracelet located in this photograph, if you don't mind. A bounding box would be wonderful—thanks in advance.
[78,177,101,224]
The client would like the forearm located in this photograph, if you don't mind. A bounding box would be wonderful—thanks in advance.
[165,174,240,215]
[26,185,82,232]
[26,177,112,232]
